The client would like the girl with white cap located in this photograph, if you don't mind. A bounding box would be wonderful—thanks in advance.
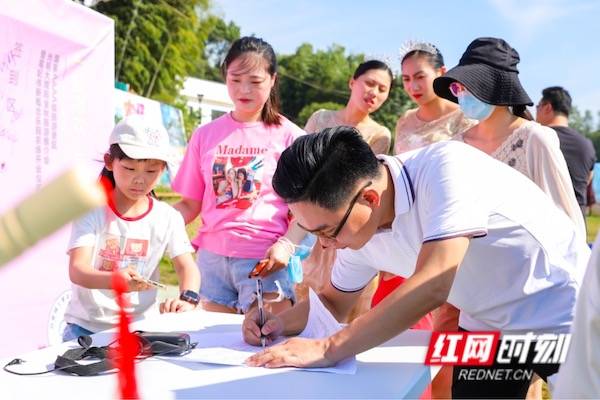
[63,116,200,341]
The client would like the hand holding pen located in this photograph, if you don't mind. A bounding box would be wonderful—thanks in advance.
[256,278,266,348]
[241,305,284,347]
[245,261,287,347]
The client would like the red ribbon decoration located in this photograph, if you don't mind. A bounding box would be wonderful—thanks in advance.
[111,271,139,399]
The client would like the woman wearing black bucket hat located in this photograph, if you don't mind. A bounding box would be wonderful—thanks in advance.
[433,37,585,241]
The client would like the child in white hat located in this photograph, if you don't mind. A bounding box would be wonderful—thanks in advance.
[62,115,200,341]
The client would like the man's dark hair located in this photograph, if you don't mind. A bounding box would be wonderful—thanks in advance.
[273,126,381,210]
[541,86,572,117]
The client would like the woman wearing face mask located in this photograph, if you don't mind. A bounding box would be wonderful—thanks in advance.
[394,41,476,154]
[434,37,585,239]
[435,38,584,399]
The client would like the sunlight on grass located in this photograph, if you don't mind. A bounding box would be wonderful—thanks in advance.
[586,212,600,244]
[157,193,201,286]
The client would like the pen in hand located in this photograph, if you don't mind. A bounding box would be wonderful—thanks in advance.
[256,278,266,348]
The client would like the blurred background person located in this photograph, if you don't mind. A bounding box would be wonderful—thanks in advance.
[300,59,394,320]
[535,86,596,225]
[434,37,586,399]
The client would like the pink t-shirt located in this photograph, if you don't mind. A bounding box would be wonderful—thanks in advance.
[172,113,305,258]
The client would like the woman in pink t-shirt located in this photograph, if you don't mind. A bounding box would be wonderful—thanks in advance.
[172,37,305,315]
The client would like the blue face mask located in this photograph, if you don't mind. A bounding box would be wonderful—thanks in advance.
[458,92,495,121]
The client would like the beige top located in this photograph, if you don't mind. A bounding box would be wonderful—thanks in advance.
[454,120,586,238]
[305,109,391,155]
[299,108,386,318]
[394,108,476,154]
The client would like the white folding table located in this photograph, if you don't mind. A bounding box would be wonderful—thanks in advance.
[0,310,439,399]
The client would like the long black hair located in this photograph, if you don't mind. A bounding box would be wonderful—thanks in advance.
[353,60,394,89]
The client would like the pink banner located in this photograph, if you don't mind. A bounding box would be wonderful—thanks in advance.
[0,0,114,355]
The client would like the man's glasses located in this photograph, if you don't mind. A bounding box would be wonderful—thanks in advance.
[319,181,372,240]
[449,82,466,97]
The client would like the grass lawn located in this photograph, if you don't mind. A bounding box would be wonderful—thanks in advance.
[157,192,200,286]
[586,212,600,243]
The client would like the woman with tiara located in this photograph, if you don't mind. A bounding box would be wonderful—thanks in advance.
[374,42,475,310]
[394,40,476,154]
[371,40,475,399]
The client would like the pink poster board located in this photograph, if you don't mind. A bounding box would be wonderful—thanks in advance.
[0,0,114,355]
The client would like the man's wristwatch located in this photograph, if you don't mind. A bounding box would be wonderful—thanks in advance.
[179,290,200,306]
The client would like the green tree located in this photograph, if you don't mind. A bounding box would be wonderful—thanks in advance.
[277,43,412,139]
[95,0,210,103]
[192,16,241,81]
[569,106,595,136]
[278,43,362,122]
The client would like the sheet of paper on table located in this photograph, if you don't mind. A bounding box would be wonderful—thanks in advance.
[175,288,357,374]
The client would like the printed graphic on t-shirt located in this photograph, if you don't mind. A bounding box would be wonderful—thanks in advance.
[212,144,267,209]
[97,235,122,272]
[96,234,149,275]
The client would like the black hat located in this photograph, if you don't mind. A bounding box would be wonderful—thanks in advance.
[433,37,533,106]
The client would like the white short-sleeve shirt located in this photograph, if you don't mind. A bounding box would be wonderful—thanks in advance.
[331,141,589,334]
[65,198,194,332]
[553,232,600,397]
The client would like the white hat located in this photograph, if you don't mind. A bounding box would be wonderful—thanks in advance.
[109,116,173,163]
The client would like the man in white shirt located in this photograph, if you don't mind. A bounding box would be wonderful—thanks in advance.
[243,126,589,398]
[553,232,600,398]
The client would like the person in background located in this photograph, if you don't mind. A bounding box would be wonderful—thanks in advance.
[304,59,393,155]
[380,40,476,399]
[535,86,596,224]
[434,37,585,239]
[172,36,305,315]
[434,38,587,399]
[587,180,596,216]
[300,59,393,321]
[394,40,475,154]
[553,231,600,397]
[63,116,201,341]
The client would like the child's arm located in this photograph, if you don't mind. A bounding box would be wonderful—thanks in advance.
[159,252,200,313]
[68,246,152,291]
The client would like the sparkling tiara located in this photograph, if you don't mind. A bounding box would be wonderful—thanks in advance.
[398,40,439,62]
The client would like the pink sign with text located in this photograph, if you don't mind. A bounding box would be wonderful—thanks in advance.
[0,0,114,355]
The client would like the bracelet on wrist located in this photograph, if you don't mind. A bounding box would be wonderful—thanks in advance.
[276,236,296,257]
